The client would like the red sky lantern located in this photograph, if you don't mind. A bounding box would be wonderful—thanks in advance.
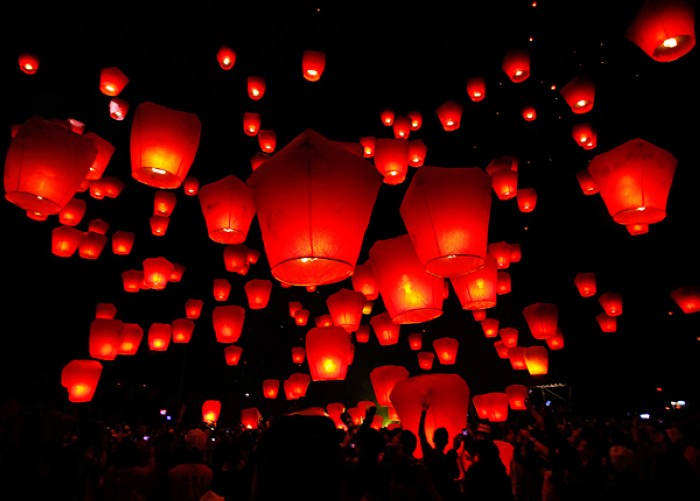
[471,393,491,420]
[288,372,311,397]
[517,187,537,213]
[196,174,257,245]
[51,226,83,258]
[407,331,423,351]
[486,155,519,201]
[288,301,302,318]
[327,288,366,332]
[183,176,199,196]
[481,317,500,338]
[294,309,310,326]
[241,407,262,429]
[502,48,530,82]
[216,45,237,70]
[370,365,410,407]
[223,244,249,274]
[224,344,243,365]
[496,271,512,295]
[523,302,559,340]
[599,291,623,316]
[626,0,696,62]
[435,100,463,131]
[4,116,98,214]
[250,153,269,171]
[625,222,649,236]
[245,279,273,309]
[248,129,382,286]
[326,402,346,429]
[499,327,519,348]
[346,406,365,425]
[574,272,597,298]
[596,312,618,333]
[485,392,510,422]
[369,234,445,324]
[355,324,371,343]
[172,318,195,344]
[88,218,110,235]
[149,215,170,236]
[380,108,395,126]
[572,122,597,150]
[400,166,492,278]
[508,346,528,370]
[148,322,172,351]
[352,260,380,301]
[202,400,222,425]
[95,302,117,319]
[78,231,108,260]
[18,52,40,75]
[433,337,459,365]
[112,231,135,256]
[392,116,412,139]
[524,346,549,375]
[121,269,143,293]
[374,137,409,185]
[89,318,123,360]
[450,254,498,311]
[587,138,677,226]
[263,379,280,399]
[291,346,306,364]
[212,304,246,343]
[576,169,599,195]
[390,373,470,459]
[247,76,266,100]
[493,340,509,359]
[58,198,87,226]
[99,66,129,96]
[472,309,487,321]
[466,76,486,102]
[306,326,352,381]
[315,314,334,328]
[169,263,185,283]
[370,312,401,346]
[505,384,528,411]
[407,110,423,131]
[302,49,326,82]
[546,328,565,350]
[359,136,376,158]
[109,98,129,121]
[153,189,177,217]
[84,132,115,181]
[142,256,173,290]
[671,285,700,314]
[488,241,512,270]
[416,351,434,370]
[185,298,204,319]
[213,278,231,301]
[118,323,143,355]
[243,112,261,137]
[61,359,103,403]
[408,139,427,168]
[521,105,537,121]
[560,76,595,114]
[257,129,277,154]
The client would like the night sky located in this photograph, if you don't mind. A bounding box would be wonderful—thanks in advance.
[2,0,698,423]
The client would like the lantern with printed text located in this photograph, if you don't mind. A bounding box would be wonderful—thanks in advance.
[216,45,237,70]
[407,332,423,351]
[671,286,700,313]
[248,129,382,286]
[524,346,549,376]
[481,317,500,338]
[369,234,445,324]
[599,292,623,316]
[523,302,559,340]
[587,138,676,226]
[486,156,518,201]
[213,305,245,343]
[109,98,129,121]
[146,323,171,352]
[18,52,40,74]
[142,257,173,290]
[224,344,243,365]
[390,373,470,459]
[95,303,117,319]
[626,0,696,62]
[400,166,492,277]
[245,279,273,309]
[51,226,83,257]
[370,365,410,407]
[302,49,326,81]
[505,384,529,411]
[202,400,221,425]
[352,261,380,300]
[574,272,597,298]
[327,288,366,332]
[4,116,98,214]
[306,326,352,381]
[61,360,103,402]
[185,299,203,319]
[407,111,423,131]
[370,312,400,346]
[59,198,87,226]
[450,254,498,310]
[118,323,143,355]
[172,318,195,344]
[263,379,280,399]
[112,231,135,256]
[560,76,595,114]
[435,100,463,131]
[417,351,435,370]
[433,337,459,365]
[99,66,129,96]
[466,77,486,102]
[355,324,371,343]
[517,188,537,213]
[89,318,124,360]
[374,137,409,184]
[502,48,530,82]
[130,102,201,189]
[241,408,262,429]
[291,346,306,364]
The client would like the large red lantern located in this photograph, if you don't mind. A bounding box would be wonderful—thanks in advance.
[244,279,273,309]
[263,379,281,399]
[450,254,498,310]
[369,312,400,346]
[373,138,409,185]
[326,288,366,332]
[574,272,597,298]
[202,400,222,424]
[99,66,129,96]
[486,156,518,201]
[523,302,559,340]
[198,175,256,244]
[671,285,700,314]
[599,291,623,316]
[172,318,195,344]
[61,360,103,403]
[502,48,530,82]
[212,305,246,343]
[369,234,445,324]
[524,346,549,376]
[587,138,677,226]
[89,318,124,360]
[433,337,459,365]
[4,116,97,214]
[370,365,410,407]
[505,384,529,411]
[400,166,492,277]
[559,76,595,114]
[435,100,463,131]
[248,129,382,286]
[130,101,201,189]
[216,45,237,70]
[302,50,326,81]
[148,323,172,351]
[626,0,696,62]
[390,373,470,459]
[306,326,352,381]
[466,77,486,102]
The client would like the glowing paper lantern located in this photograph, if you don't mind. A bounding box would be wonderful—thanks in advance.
[89,318,123,360]
[216,45,237,69]
[130,101,201,189]
[407,332,423,351]
[488,242,512,270]
[466,77,486,102]
[596,312,617,333]
[212,304,246,343]
[247,76,266,100]
[496,272,511,295]
[408,139,427,168]
[389,373,470,459]
[671,285,700,314]
[258,129,277,153]
[294,309,310,326]
[185,298,204,319]
[198,176,256,240]
[61,360,102,403]
[109,98,129,121]
[263,379,281,399]
[291,346,306,364]
[392,116,411,139]
[78,232,108,260]
[521,105,537,121]
[142,256,173,290]
[502,48,530,82]
[417,351,435,370]
[481,317,500,338]
[306,326,352,381]
[486,155,518,201]
[523,302,559,340]
[407,111,423,131]
[98,66,128,97]
[149,215,170,236]
[524,346,549,376]
[148,323,172,351]
[546,329,565,350]
[247,129,382,286]
[473,309,487,321]
[359,136,376,158]
[172,318,195,343]
[433,337,459,365]
[599,291,623,316]
[119,323,143,355]
[315,314,334,328]
[485,392,510,422]
[326,288,366,332]
[494,340,510,359]
[627,223,649,236]
[288,372,311,397]
[508,347,528,370]
[213,278,231,301]
[370,365,410,407]
[380,109,395,126]
[374,137,409,185]
[4,116,98,214]
[435,100,463,131]
[369,234,445,324]
[83,132,115,182]
[574,272,597,298]
[370,312,400,346]
[243,112,261,137]
[18,52,40,74]
[302,50,326,81]
[110,231,135,256]
[202,400,222,424]
[241,407,262,429]
[244,279,273,309]
[450,254,498,310]
[517,187,537,213]
[572,122,597,150]
[355,324,371,343]
[58,198,87,226]
[505,384,528,410]
[121,270,143,293]
[587,138,677,225]
[560,76,595,114]
[499,327,519,348]
[352,261,380,301]
[224,344,243,365]
[400,166,492,277]
[95,303,117,319]
[471,394,491,420]
[625,0,696,62]
[51,226,83,257]
[576,169,599,195]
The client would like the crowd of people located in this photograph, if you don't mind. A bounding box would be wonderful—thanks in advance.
[1,392,698,501]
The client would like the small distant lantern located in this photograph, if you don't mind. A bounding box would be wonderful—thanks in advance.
[626,223,649,236]
[417,351,434,370]
[502,48,530,82]
[481,317,500,338]
[99,66,129,96]
[488,241,512,270]
[370,365,410,407]
[496,272,511,295]
[263,379,280,399]
[671,285,700,314]
[18,52,40,75]
[247,76,266,100]
[560,76,596,114]
[370,312,401,346]
[466,77,486,102]
[374,138,409,185]
[450,254,498,311]
[89,318,123,360]
[112,231,135,256]
[109,98,129,121]
[95,302,117,319]
[78,231,108,260]
[523,302,559,340]
[408,139,427,168]
[244,279,273,309]
[572,122,597,150]
[302,50,326,81]
[508,347,528,370]
[433,337,459,365]
[88,218,110,235]
[596,312,618,333]
[289,301,303,318]
[213,304,246,343]
[574,272,597,298]
[315,314,334,328]
[599,291,623,316]
[499,327,519,348]
[305,326,351,381]
[61,360,103,403]
[224,344,243,365]
[392,116,412,139]
[153,190,177,216]
[51,226,83,257]
[505,384,529,411]
[213,278,232,301]
[223,244,249,273]
[185,298,204,319]
[473,309,487,321]
[243,112,261,137]
[494,340,510,359]
[509,243,522,263]
[257,129,277,153]
[118,323,143,355]
[292,346,306,364]
[407,332,423,351]
[625,0,696,62]
[149,215,170,236]
[407,111,423,131]
[327,288,366,332]
[183,176,199,195]
[435,100,463,131]
[576,169,599,195]
[524,346,549,376]
[58,198,87,226]
[546,328,565,350]
[359,136,376,158]
[121,269,143,293]
[130,101,201,189]
[198,175,256,244]
[216,45,237,70]
[380,109,395,126]
[517,188,537,213]
[352,261,380,301]
[355,324,371,343]
[148,322,172,351]
[486,155,518,201]
[521,105,537,121]
[292,309,309,326]
[142,256,173,290]
[169,263,185,283]
[172,318,195,344]
[202,400,222,425]
[240,407,262,429]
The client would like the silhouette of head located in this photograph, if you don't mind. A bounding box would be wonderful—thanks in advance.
[398,429,417,457]
[433,427,449,450]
